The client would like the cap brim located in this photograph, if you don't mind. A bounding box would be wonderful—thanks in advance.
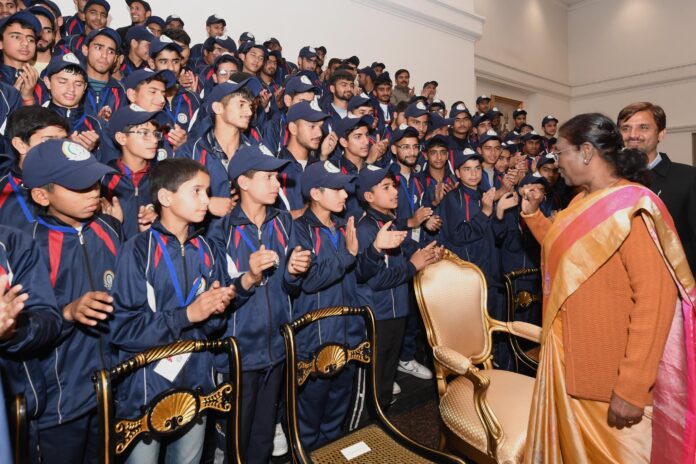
[56,163,116,190]
[228,157,290,180]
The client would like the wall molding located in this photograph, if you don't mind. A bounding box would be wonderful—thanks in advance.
[571,62,696,99]
[350,0,484,42]
[474,55,571,99]
[668,124,696,135]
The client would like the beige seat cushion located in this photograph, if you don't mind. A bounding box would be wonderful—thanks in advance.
[439,369,534,463]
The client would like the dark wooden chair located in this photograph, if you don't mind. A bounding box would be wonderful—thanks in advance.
[503,268,542,373]
[92,337,242,463]
[282,305,466,464]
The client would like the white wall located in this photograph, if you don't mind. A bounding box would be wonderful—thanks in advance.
[52,0,484,106]
[473,0,571,131]
[568,0,696,165]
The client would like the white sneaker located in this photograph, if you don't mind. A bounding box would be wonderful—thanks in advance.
[392,381,401,395]
[398,360,433,380]
[272,422,288,457]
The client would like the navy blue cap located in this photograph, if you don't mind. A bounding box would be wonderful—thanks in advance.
[471,112,490,127]
[476,95,490,104]
[26,5,55,23]
[486,107,502,119]
[84,27,121,49]
[404,101,429,119]
[108,106,160,138]
[449,102,471,118]
[521,131,542,142]
[0,11,42,35]
[286,100,328,123]
[519,173,549,189]
[206,14,226,26]
[391,124,420,143]
[299,46,317,59]
[423,80,438,88]
[23,139,115,189]
[28,0,62,18]
[125,25,154,44]
[336,115,371,139]
[263,37,280,47]
[215,35,238,53]
[454,148,483,169]
[427,113,454,134]
[347,93,372,112]
[301,161,356,198]
[84,0,110,13]
[165,14,183,26]
[536,152,557,170]
[425,135,449,151]
[375,72,392,86]
[126,0,151,12]
[227,145,289,181]
[284,75,318,95]
[513,108,527,118]
[358,66,377,82]
[124,68,176,90]
[239,40,266,58]
[429,99,446,110]
[542,114,558,126]
[268,49,282,61]
[501,141,516,153]
[504,131,521,144]
[477,129,502,146]
[209,77,262,106]
[356,165,389,201]
[45,53,86,77]
[212,52,241,70]
[145,16,165,29]
[149,35,182,58]
[239,31,255,43]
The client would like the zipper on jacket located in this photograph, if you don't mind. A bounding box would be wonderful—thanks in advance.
[259,225,274,363]
[78,228,107,369]
[180,242,189,302]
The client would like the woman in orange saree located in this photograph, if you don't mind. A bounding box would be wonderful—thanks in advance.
[520,113,695,463]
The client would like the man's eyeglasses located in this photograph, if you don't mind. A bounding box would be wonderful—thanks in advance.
[123,130,163,141]
[395,143,421,151]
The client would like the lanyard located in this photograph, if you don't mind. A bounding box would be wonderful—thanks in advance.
[36,216,84,234]
[235,218,278,252]
[319,227,341,250]
[164,95,184,125]
[7,175,33,223]
[73,114,88,132]
[398,174,416,213]
[151,230,206,308]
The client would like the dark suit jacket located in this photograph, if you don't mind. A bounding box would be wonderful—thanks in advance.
[649,153,696,273]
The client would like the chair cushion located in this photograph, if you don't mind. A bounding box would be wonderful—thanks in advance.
[439,369,534,463]
[311,423,436,463]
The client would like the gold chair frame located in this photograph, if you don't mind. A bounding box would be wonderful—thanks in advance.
[92,337,242,463]
[8,394,27,464]
[414,250,541,463]
[282,305,466,464]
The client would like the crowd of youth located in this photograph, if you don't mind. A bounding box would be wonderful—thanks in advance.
[0,0,694,463]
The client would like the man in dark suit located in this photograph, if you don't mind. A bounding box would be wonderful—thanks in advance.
[618,102,696,273]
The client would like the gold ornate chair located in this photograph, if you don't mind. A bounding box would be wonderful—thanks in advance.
[8,394,27,464]
[282,306,466,464]
[92,337,241,463]
[414,251,542,463]
[503,268,542,372]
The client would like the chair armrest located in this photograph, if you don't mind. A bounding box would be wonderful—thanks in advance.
[506,321,542,343]
[433,346,472,375]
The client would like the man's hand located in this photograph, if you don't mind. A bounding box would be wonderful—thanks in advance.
[287,245,311,276]
[70,130,100,152]
[407,206,433,228]
[15,64,39,101]
[167,125,187,150]
[0,275,28,341]
[367,134,389,164]
[241,245,279,289]
[409,241,442,271]
[432,181,457,207]
[607,393,644,430]
[100,197,123,223]
[64,291,113,327]
[138,205,158,232]
[424,214,442,231]
[373,221,407,252]
[345,216,358,256]
[496,191,519,220]
[320,131,338,159]
[186,280,235,323]
[481,188,496,216]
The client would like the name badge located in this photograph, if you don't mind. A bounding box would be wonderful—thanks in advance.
[153,352,191,382]
[411,226,421,243]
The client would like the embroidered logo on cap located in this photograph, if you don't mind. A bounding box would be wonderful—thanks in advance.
[456,103,466,111]
[159,35,173,43]
[398,124,409,130]
[157,149,167,161]
[300,75,311,85]
[324,161,339,173]
[360,93,369,99]
[486,129,498,136]
[63,53,80,64]
[463,148,476,155]
[308,47,316,53]
[247,33,255,40]
[366,164,381,172]
[214,14,222,19]
[416,102,426,110]
[546,114,555,119]
[259,144,274,157]
[218,34,229,40]
[62,141,91,161]
[479,95,489,99]
[310,99,321,112]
